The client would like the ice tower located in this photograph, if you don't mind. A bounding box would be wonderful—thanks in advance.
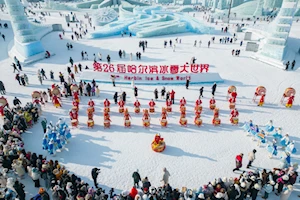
[4,0,44,62]
[260,0,298,60]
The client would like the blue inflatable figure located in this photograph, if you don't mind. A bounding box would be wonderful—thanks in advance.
[286,141,297,154]
[65,126,72,140]
[280,134,290,147]
[48,139,54,155]
[272,128,283,140]
[56,136,63,150]
[42,135,48,150]
[266,140,278,158]
[60,134,66,146]
[265,120,274,133]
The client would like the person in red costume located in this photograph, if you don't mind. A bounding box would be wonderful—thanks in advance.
[69,110,78,120]
[73,100,79,109]
[286,94,294,108]
[154,134,163,144]
[129,186,138,199]
[118,99,125,107]
[180,97,186,107]
[233,153,243,172]
[210,96,216,105]
[195,97,202,106]
[134,100,140,108]
[33,97,40,105]
[166,99,172,107]
[231,90,237,100]
[88,99,95,107]
[213,108,219,118]
[170,90,175,104]
[52,95,61,107]
[230,108,239,122]
[73,91,79,101]
[228,97,236,104]
[161,109,167,120]
[104,99,110,107]
[258,93,265,106]
[149,99,156,108]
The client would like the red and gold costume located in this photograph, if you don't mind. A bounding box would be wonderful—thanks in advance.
[69,110,78,127]
[52,95,61,108]
[124,108,131,127]
[151,134,166,152]
[103,112,111,128]
[228,97,236,110]
[104,99,110,112]
[194,105,202,115]
[73,91,80,103]
[166,99,172,112]
[180,98,186,107]
[160,107,168,127]
[72,100,79,112]
[118,100,125,113]
[87,107,94,128]
[230,109,239,125]
[33,98,40,105]
[286,95,294,108]
[88,100,95,107]
[258,94,265,106]
[209,97,216,110]
[149,100,156,113]
[142,109,150,127]
[195,99,202,106]
[212,108,221,126]
[231,91,237,100]
[134,100,141,113]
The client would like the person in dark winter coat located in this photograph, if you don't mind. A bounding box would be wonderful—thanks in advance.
[0,81,6,94]
[250,184,261,200]
[166,91,170,101]
[113,92,118,104]
[212,82,217,96]
[142,177,151,191]
[134,87,138,97]
[285,61,290,70]
[122,91,127,102]
[13,180,26,200]
[186,78,190,89]
[291,60,296,70]
[161,87,166,99]
[200,87,204,97]
[132,170,141,188]
[41,118,47,133]
[13,97,22,106]
[86,83,92,96]
[227,185,238,199]
[154,89,158,100]
[69,57,74,66]
[91,168,100,188]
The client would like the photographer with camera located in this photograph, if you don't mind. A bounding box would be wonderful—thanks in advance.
[91,168,101,188]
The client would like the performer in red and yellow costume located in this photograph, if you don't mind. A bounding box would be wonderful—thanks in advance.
[230,108,239,125]
[212,108,221,126]
[194,110,202,127]
[151,134,166,152]
[87,106,94,128]
[72,100,79,112]
[149,99,156,113]
[73,91,80,103]
[228,96,236,110]
[179,109,187,126]
[134,100,141,114]
[195,97,202,106]
[32,97,40,105]
[69,109,78,127]
[103,111,111,128]
[52,95,61,108]
[209,96,216,110]
[104,98,110,113]
[124,108,131,127]
[118,99,125,113]
[258,93,265,106]
[160,107,168,127]
[180,97,186,107]
[142,109,150,127]
[286,94,294,108]
[87,98,95,113]
[231,90,237,100]
[166,99,172,112]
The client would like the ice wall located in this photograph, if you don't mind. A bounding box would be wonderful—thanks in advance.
[4,0,44,58]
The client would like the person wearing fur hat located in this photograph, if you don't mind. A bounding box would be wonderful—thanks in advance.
[233,153,243,172]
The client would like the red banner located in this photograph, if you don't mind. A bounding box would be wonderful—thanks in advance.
[93,62,209,74]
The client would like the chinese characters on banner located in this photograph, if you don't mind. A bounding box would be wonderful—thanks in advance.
[93,62,210,74]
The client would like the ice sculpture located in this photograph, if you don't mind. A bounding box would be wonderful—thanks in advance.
[4,0,44,60]
[217,0,227,10]
[253,0,264,17]
[89,6,214,38]
[93,8,118,26]
[260,0,298,60]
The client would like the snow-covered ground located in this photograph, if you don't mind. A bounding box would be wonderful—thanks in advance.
[1,8,300,199]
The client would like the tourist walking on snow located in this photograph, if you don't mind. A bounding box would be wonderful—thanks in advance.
[69,57,74,66]
[91,168,100,188]
[212,82,217,96]
[161,87,166,99]
[41,68,47,80]
[154,89,158,100]
[161,167,170,185]
[291,60,296,70]
[233,153,243,172]
[12,63,19,73]
[132,170,141,188]
[200,86,204,97]
[113,92,118,104]
[285,61,290,70]
[247,149,256,168]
